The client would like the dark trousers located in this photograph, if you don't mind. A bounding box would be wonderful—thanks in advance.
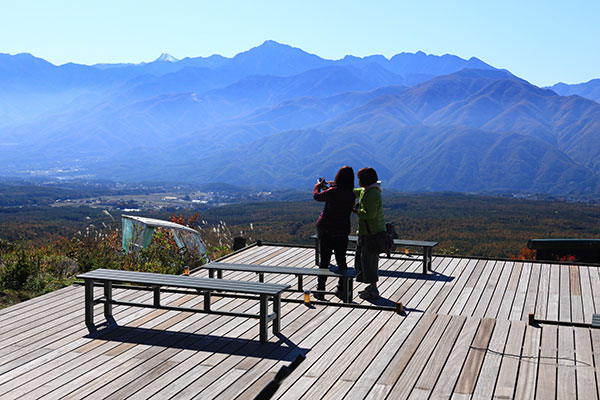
[317,232,348,291]
[355,235,379,284]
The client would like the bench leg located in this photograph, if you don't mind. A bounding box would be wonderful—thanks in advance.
[340,278,351,303]
[258,272,264,283]
[104,281,113,321]
[297,275,303,292]
[422,246,428,274]
[348,278,354,303]
[204,291,211,312]
[259,294,268,343]
[153,286,161,307]
[427,247,433,272]
[208,269,223,279]
[85,279,95,331]
[272,294,281,335]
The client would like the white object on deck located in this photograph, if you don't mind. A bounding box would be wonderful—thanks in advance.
[121,214,208,261]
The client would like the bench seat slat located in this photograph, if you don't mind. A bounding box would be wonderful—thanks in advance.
[78,268,285,343]
[311,234,438,248]
[77,269,289,295]
[312,234,437,275]
[206,262,356,277]
[347,235,438,247]
[205,262,355,303]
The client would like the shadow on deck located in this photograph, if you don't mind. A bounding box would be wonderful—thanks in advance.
[85,326,308,361]
[379,269,455,282]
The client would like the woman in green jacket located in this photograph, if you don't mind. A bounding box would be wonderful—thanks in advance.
[353,167,385,299]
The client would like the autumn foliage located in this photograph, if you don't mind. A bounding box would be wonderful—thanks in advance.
[511,247,536,260]
[0,213,234,309]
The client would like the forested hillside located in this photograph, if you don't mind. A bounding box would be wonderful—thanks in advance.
[2,192,598,308]
[2,193,598,257]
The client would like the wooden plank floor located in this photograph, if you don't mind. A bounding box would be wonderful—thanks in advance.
[0,244,599,399]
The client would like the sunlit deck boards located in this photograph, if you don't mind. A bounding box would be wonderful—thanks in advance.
[0,244,599,399]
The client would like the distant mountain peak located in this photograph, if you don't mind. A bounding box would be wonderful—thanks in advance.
[248,40,298,54]
[229,40,325,76]
[261,40,281,47]
[242,40,291,53]
[155,53,178,63]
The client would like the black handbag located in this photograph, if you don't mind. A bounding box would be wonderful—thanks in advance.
[366,222,397,256]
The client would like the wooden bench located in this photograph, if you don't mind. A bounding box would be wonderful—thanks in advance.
[202,262,356,303]
[77,268,289,343]
[312,234,438,274]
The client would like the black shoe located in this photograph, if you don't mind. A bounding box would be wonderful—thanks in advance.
[359,286,379,300]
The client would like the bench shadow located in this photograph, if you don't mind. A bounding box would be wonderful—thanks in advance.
[360,296,424,314]
[379,270,454,282]
[84,325,308,361]
[326,265,453,282]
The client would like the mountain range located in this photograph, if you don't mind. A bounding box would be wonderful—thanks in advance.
[0,41,599,196]
[549,79,600,103]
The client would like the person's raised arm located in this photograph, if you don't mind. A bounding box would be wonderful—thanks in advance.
[313,183,332,202]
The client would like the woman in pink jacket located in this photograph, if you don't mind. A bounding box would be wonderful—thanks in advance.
[313,166,355,300]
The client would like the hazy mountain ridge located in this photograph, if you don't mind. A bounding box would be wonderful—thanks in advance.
[0,42,473,161]
[127,124,598,196]
[0,41,599,196]
[148,70,600,194]
[549,79,600,103]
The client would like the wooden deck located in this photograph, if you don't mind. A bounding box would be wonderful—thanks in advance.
[0,244,599,399]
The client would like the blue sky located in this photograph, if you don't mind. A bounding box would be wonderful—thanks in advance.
[0,0,598,87]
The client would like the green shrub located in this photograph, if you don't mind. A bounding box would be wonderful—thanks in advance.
[0,238,14,254]
[0,222,233,309]
[0,247,40,290]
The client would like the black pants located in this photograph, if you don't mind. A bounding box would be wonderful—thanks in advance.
[355,235,379,284]
[317,232,349,291]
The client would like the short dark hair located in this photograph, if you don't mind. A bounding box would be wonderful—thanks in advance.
[357,167,378,187]
[334,166,354,190]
